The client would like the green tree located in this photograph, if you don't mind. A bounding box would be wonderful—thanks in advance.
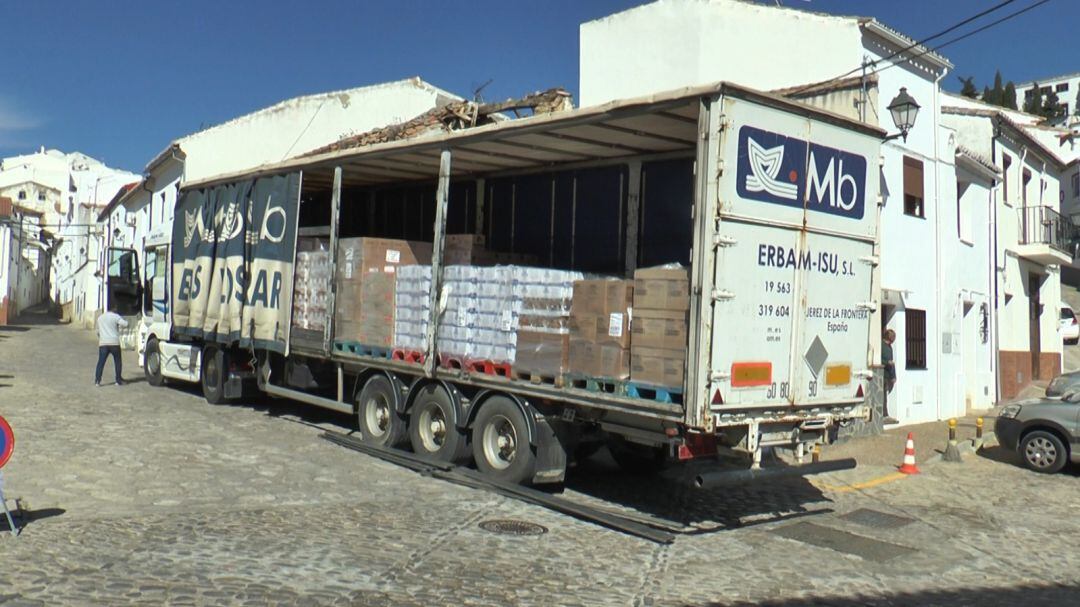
[1042,88,1062,120]
[1002,82,1018,110]
[982,86,992,103]
[1023,83,1042,114]
[958,76,978,98]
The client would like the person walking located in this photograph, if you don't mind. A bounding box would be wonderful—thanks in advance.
[881,329,899,425]
[95,306,128,386]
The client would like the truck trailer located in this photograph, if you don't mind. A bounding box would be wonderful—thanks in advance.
[126,82,884,486]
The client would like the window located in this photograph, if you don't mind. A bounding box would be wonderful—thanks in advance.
[1072,173,1079,197]
[1057,82,1069,92]
[1023,169,1032,206]
[37,192,45,202]
[1002,154,1012,204]
[1025,89,1034,99]
[903,156,924,217]
[905,309,927,370]
[17,190,25,200]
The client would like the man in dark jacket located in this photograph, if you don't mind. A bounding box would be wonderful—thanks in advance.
[881,329,899,425]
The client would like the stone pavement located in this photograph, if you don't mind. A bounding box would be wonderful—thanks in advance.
[0,315,1077,606]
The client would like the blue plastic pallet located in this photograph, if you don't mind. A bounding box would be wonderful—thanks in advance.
[623,382,684,405]
[333,341,392,359]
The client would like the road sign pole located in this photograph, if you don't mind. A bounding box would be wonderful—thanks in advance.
[0,472,16,536]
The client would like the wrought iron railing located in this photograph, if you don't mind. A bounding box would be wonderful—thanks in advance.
[1017,205,1074,255]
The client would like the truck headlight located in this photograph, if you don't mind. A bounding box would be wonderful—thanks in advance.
[998,404,1022,419]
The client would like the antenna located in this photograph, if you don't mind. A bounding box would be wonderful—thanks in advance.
[473,79,494,103]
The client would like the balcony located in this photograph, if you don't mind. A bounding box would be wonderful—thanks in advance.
[1013,205,1075,266]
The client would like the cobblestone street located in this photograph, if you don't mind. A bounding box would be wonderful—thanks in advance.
[0,317,1078,606]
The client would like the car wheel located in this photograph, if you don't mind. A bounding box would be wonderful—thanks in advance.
[1020,430,1068,474]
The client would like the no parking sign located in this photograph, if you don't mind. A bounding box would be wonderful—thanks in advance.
[0,415,12,469]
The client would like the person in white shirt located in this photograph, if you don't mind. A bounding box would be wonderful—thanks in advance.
[95,306,129,386]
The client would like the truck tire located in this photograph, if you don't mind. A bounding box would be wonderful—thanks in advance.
[201,346,227,404]
[471,396,537,484]
[607,435,669,475]
[357,374,407,448]
[408,383,470,463]
[144,338,166,387]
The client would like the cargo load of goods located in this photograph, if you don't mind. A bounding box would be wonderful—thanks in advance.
[311,235,689,400]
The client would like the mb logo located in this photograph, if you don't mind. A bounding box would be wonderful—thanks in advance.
[737,126,867,219]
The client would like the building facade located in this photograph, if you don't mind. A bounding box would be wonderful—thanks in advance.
[1014,73,1080,125]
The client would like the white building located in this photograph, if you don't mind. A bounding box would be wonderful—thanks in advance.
[941,95,1069,400]
[1014,73,1080,125]
[578,0,1001,423]
[95,77,460,345]
[0,197,48,322]
[0,148,138,325]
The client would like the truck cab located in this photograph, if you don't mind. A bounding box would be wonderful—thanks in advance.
[136,225,172,368]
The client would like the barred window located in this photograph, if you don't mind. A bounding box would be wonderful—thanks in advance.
[905,309,927,370]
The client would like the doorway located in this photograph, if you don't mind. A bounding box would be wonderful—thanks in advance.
[1028,272,1043,379]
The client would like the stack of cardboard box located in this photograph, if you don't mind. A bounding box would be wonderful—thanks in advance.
[335,237,432,347]
[568,279,634,379]
[292,238,330,331]
[443,234,538,266]
[630,266,689,387]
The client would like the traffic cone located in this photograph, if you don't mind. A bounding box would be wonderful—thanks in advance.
[898,432,920,474]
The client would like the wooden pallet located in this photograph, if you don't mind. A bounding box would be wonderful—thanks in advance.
[333,342,391,359]
[465,359,513,379]
[438,353,466,370]
[513,370,563,388]
[563,373,625,395]
[623,382,684,405]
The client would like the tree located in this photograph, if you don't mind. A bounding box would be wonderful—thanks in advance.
[1003,82,1018,110]
[1042,88,1062,121]
[982,86,992,103]
[1023,82,1042,114]
[958,76,978,98]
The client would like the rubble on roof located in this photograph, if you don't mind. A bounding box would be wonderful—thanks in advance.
[305,88,573,156]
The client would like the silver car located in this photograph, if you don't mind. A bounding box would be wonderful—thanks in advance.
[996,394,1080,474]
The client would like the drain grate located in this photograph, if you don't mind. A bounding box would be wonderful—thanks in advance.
[840,508,916,530]
[479,519,548,536]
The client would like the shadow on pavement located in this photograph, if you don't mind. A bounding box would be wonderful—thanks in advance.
[0,326,31,332]
[1,507,66,533]
[698,582,1079,607]
[557,452,833,531]
[978,445,1080,477]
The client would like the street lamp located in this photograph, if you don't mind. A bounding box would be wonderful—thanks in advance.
[885,87,920,142]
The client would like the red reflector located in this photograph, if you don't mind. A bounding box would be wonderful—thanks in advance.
[677,445,694,460]
[855,384,864,398]
[679,433,718,461]
[711,389,724,405]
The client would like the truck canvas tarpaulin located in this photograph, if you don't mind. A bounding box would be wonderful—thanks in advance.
[171,173,301,352]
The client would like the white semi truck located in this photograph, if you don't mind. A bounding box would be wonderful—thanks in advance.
[124,82,883,486]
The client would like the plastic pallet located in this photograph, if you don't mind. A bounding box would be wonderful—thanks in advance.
[333,342,391,359]
[392,349,427,364]
[623,382,684,405]
[513,370,563,388]
[438,353,466,370]
[465,359,513,379]
[563,374,624,395]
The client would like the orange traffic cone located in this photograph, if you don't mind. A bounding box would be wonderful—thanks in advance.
[898,432,920,475]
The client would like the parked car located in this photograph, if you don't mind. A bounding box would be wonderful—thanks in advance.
[996,395,1080,474]
[1045,370,1080,397]
[1060,306,1079,345]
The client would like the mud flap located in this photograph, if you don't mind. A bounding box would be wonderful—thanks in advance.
[531,417,568,485]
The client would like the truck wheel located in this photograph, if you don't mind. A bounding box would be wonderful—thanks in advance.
[607,435,669,474]
[408,384,470,463]
[201,346,227,404]
[471,396,536,484]
[357,375,407,448]
[144,338,165,387]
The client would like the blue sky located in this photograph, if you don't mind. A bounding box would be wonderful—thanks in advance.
[0,0,1072,173]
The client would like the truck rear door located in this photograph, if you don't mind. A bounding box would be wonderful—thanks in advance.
[703,95,880,415]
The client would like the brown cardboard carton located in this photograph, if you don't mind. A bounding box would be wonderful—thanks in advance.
[633,266,689,311]
[569,279,633,348]
[569,339,630,380]
[334,272,396,346]
[630,346,685,387]
[515,331,570,376]
[336,237,432,281]
[631,308,688,351]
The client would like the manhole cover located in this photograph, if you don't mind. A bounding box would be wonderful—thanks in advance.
[478,519,548,536]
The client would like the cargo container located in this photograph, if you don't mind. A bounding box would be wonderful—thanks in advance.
[126,82,884,485]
